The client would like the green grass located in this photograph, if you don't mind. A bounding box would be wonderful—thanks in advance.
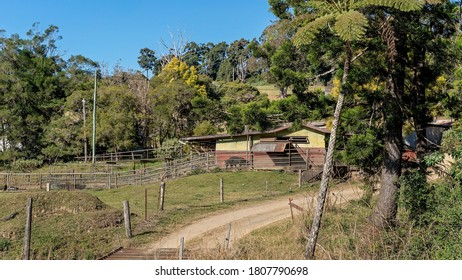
[255,84,326,101]
[0,191,124,260]
[86,171,306,246]
[211,196,373,260]
[0,170,310,259]
[255,85,286,100]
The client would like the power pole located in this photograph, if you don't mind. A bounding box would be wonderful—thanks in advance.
[92,69,97,164]
[82,98,87,163]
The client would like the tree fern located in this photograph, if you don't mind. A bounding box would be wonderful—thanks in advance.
[354,0,442,12]
[334,10,369,41]
[293,14,336,46]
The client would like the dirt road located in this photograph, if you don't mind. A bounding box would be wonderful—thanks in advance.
[146,183,363,252]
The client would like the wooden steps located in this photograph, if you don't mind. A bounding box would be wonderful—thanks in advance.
[101,248,192,260]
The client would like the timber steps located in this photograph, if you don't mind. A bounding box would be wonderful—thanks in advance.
[100,247,192,260]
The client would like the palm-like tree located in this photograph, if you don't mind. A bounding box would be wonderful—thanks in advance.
[290,0,440,259]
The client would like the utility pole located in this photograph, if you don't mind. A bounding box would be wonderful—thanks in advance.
[92,69,97,164]
[82,98,87,163]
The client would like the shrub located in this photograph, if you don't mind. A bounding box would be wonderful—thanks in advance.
[10,159,43,172]
[0,238,11,252]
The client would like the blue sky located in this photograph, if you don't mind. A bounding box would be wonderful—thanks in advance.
[2,0,277,71]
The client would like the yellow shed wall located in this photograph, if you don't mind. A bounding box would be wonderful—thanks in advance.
[282,129,326,148]
[216,136,248,151]
[216,128,326,151]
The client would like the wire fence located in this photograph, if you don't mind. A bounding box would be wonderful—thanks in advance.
[1,153,216,191]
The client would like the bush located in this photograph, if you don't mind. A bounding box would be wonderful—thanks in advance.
[10,159,43,172]
[211,167,222,173]
[399,169,434,225]
[188,168,206,176]
[0,238,11,252]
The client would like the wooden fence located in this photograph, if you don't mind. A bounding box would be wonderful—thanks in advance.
[75,146,184,163]
[1,153,216,190]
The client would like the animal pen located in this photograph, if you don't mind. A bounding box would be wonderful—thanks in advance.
[1,152,216,191]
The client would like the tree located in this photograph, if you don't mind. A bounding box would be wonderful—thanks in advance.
[137,48,158,148]
[285,0,369,259]
[272,0,432,259]
[269,40,301,98]
[137,48,157,79]
[369,0,447,229]
[227,39,251,82]
[0,24,67,161]
[96,85,139,152]
[203,42,228,79]
[148,57,208,146]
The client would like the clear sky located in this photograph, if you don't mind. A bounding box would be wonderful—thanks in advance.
[2,0,277,71]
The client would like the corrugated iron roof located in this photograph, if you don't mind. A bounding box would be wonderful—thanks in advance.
[251,142,287,152]
[181,122,330,143]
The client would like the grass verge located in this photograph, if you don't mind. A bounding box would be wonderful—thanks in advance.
[0,170,308,259]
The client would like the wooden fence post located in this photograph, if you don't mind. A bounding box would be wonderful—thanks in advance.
[306,149,309,171]
[220,178,224,203]
[189,150,193,172]
[73,172,76,190]
[139,169,143,186]
[289,198,294,222]
[225,223,231,251]
[179,237,184,260]
[298,170,302,188]
[159,182,166,211]
[144,188,148,221]
[123,200,132,238]
[24,197,33,260]
[108,172,112,189]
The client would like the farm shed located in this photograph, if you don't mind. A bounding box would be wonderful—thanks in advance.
[181,123,331,171]
[402,119,454,164]
[404,120,453,151]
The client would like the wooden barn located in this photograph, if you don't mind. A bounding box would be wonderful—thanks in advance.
[181,123,330,171]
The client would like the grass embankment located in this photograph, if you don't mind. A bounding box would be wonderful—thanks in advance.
[224,198,374,260]
[0,191,123,260]
[207,192,432,260]
[0,170,308,259]
[189,181,371,260]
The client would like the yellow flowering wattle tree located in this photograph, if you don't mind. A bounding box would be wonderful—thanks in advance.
[157,57,207,95]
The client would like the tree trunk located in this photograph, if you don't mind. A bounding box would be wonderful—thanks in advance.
[369,14,405,229]
[412,58,431,162]
[370,79,403,228]
[279,86,288,99]
[305,41,351,259]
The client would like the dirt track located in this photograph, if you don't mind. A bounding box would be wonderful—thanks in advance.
[146,183,363,252]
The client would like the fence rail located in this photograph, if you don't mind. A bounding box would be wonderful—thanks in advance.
[75,146,185,163]
[1,153,216,191]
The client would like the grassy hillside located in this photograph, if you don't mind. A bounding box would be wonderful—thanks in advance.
[255,84,327,101]
[255,85,285,100]
[226,199,373,260]
[0,191,123,260]
[86,171,305,247]
[0,170,308,259]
